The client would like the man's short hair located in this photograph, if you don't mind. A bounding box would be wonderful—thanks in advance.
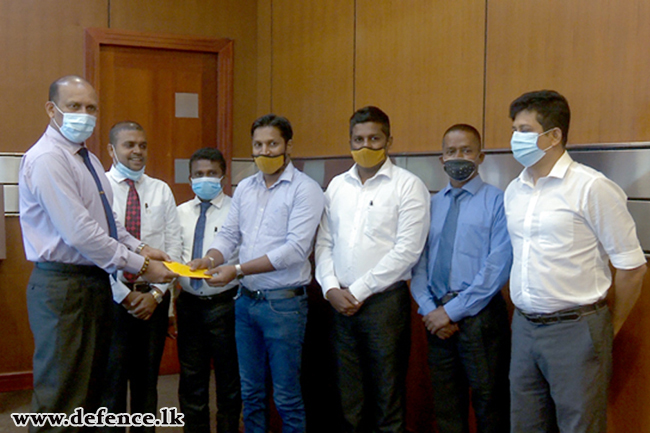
[443,124,482,148]
[349,106,390,138]
[251,114,293,143]
[109,121,145,145]
[189,147,227,175]
[509,90,571,146]
[48,75,88,104]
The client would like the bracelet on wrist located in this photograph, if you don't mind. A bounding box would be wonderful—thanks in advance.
[136,257,150,278]
[207,256,215,269]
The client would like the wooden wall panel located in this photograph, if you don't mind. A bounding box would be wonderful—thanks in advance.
[110,0,257,158]
[355,0,485,153]
[270,0,355,157]
[0,0,108,153]
[484,0,650,149]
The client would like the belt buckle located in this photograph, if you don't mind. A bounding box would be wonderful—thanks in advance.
[252,290,264,300]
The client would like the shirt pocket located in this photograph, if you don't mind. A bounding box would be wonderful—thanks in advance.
[456,221,490,260]
[141,204,166,243]
[363,204,398,241]
[538,210,574,249]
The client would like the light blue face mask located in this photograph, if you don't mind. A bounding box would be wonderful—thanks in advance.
[191,177,223,201]
[53,104,96,143]
[510,129,554,167]
[114,160,145,182]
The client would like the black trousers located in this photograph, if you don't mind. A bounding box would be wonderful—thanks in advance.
[98,289,170,433]
[27,263,112,433]
[427,293,511,433]
[176,290,241,433]
[332,283,411,433]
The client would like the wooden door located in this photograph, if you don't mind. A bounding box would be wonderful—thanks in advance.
[85,28,234,374]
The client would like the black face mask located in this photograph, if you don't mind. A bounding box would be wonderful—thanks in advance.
[443,159,476,182]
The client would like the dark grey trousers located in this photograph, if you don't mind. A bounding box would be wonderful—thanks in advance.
[27,263,112,433]
[510,307,613,433]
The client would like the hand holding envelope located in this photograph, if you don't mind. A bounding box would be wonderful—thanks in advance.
[163,261,212,279]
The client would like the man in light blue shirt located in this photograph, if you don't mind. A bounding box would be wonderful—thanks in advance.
[190,114,325,433]
[411,124,512,433]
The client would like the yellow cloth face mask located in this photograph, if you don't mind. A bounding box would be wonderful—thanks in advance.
[254,154,285,174]
[351,147,386,168]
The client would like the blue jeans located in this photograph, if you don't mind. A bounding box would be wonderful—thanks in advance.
[235,288,308,433]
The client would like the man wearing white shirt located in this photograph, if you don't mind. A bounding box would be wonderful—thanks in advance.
[99,121,182,432]
[315,106,430,432]
[176,147,241,433]
[505,90,647,432]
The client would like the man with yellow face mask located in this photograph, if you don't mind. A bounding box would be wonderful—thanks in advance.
[315,106,431,432]
[189,114,324,433]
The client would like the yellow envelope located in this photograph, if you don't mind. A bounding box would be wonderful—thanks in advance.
[163,261,212,279]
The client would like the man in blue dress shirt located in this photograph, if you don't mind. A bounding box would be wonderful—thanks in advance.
[190,114,325,433]
[411,124,512,433]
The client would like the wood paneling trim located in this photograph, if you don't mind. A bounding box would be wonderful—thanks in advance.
[0,371,32,393]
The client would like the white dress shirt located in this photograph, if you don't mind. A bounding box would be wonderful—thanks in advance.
[315,158,431,303]
[505,151,645,314]
[177,193,238,296]
[106,166,182,303]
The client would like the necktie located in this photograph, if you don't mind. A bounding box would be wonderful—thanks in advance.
[191,201,212,290]
[430,188,465,299]
[123,179,141,282]
[78,147,118,240]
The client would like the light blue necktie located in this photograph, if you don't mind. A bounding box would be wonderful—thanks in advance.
[430,188,465,298]
[191,201,212,290]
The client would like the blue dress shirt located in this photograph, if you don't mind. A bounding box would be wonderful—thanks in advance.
[411,175,512,322]
[209,162,325,290]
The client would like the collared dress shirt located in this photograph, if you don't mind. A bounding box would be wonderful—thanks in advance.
[315,158,431,303]
[209,162,325,290]
[106,166,182,303]
[177,193,239,296]
[505,151,645,314]
[410,175,512,323]
[19,125,144,274]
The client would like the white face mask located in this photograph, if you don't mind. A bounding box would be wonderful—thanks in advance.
[510,129,555,167]
[53,104,97,143]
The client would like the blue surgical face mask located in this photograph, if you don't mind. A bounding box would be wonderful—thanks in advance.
[510,129,555,167]
[114,159,145,182]
[53,104,97,143]
[191,177,223,201]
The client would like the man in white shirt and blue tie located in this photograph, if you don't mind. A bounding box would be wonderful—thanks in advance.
[176,147,241,433]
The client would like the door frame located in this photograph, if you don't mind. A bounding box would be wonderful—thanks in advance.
[84,27,234,171]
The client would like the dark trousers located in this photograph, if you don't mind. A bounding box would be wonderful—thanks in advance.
[98,290,170,433]
[510,307,613,433]
[26,263,112,433]
[332,283,411,433]
[427,293,511,433]
[177,290,242,433]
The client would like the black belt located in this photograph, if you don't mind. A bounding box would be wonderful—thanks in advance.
[35,262,106,277]
[240,285,305,300]
[519,298,608,324]
[124,281,153,293]
[183,287,238,303]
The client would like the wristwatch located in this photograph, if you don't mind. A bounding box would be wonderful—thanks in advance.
[135,242,147,254]
[150,288,164,304]
[234,264,245,280]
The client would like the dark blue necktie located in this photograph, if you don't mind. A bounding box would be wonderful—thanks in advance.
[191,201,212,290]
[78,147,118,240]
[431,188,465,298]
